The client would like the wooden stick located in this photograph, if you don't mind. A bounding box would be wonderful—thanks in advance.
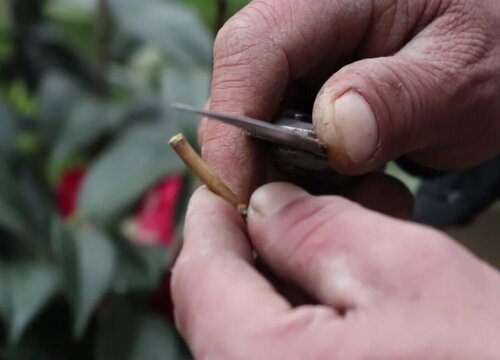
[169,133,246,211]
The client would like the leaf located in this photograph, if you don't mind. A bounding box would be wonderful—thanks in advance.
[78,120,184,226]
[95,300,181,360]
[53,222,118,338]
[179,0,250,28]
[17,164,57,251]
[38,72,85,143]
[161,67,210,144]
[0,158,32,241]
[108,0,212,67]
[46,0,96,56]
[50,98,125,167]
[128,314,180,360]
[71,227,117,337]
[49,216,77,296]
[112,241,169,294]
[0,99,17,158]
[0,262,60,343]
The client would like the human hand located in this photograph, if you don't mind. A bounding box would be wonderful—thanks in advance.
[201,0,500,199]
[172,183,500,359]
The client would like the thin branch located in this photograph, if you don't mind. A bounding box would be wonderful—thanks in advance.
[169,133,247,214]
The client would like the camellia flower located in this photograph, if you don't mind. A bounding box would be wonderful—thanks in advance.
[133,176,184,247]
[55,167,86,218]
[55,167,184,321]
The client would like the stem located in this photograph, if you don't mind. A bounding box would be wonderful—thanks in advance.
[169,133,246,211]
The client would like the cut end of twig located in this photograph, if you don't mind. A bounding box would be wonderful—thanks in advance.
[169,133,185,147]
[169,132,248,216]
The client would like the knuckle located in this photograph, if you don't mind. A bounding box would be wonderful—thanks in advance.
[213,0,286,68]
[213,15,257,63]
[213,0,279,63]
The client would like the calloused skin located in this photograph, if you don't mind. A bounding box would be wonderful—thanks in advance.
[173,0,500,358]
[201,0,500,198]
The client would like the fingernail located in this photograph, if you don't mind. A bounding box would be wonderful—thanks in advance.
[249,182,309,217]
[316,91,378,164]
[335,91,378,163]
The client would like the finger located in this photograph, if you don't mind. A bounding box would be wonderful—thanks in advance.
[267,160,414,219]
[171,187,291,357]
[202,0,378,198]
[196,99,211,147]
[247,182,450,312]
[313,3,500,174]
[337,173,414,219]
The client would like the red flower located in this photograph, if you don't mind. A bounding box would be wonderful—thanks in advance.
[133,176,184,321]
[133,176,184,247]
[55,167,86,218]
[56,168,183,320]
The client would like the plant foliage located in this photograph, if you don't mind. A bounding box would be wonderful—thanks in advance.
[0,0,248,358]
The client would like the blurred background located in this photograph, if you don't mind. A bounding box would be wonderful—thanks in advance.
[0,0,499,358]
[0,0,247,358]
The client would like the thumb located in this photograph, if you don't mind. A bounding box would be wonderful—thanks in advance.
[313,33,500,175]
[246,182,476,310]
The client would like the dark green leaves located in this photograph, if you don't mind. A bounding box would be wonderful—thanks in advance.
[0,99,17,158]
[96,300,182,360]
[0,0,247,356]
[50,219,118,338]
[0,158,32,242]
[49,98,125,167]
[59,226,117,337]
[109,0,212,67]
[78,120,184,226]
[0,262,60,343]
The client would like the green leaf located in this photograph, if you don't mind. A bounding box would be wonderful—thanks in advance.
[46,0,96,56]
[0,262,60,343]
[78,120,184,225]
[161,67,210,144]
[179,0,250,29]
[49,216,77,294]
[50,98,125,167]
[71,227,117,337]
[0,158,32,241]
[38,72,85,143]
[108,0,212,67]
[95,300,182,360]
[0,98,17,158]
[112,241,169,294]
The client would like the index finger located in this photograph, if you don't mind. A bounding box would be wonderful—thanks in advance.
[202,0,375,199]
[201,6,290,200]
[171,187,291,356]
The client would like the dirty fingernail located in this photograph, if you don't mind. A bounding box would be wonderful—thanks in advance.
[317,91,379,164]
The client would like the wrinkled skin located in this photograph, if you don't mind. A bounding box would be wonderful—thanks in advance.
[201,0,500,198]
[173,184,500,359]
[173,0,500,358]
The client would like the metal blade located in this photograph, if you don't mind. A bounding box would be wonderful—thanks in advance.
[171,103,327,155]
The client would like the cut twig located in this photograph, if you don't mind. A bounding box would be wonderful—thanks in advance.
[169,133,247,214]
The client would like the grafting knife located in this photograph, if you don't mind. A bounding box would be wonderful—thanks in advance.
[172,103,349,182]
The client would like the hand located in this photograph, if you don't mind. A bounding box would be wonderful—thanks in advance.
[201,0,500,199]
[172,183,500,359]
